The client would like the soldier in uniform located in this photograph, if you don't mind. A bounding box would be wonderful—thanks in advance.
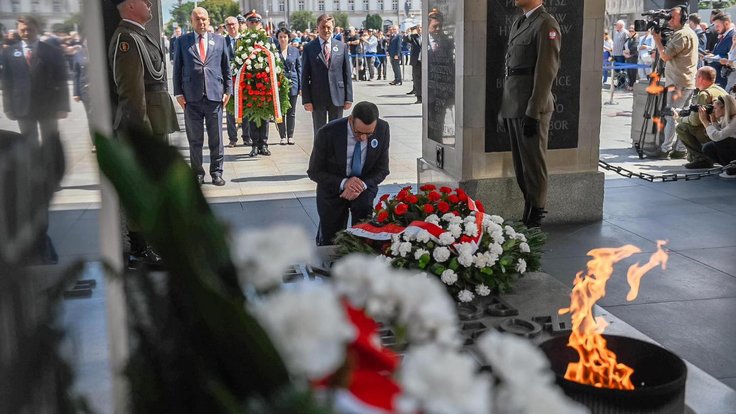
[109,0,179,268]
[500,0,561,228]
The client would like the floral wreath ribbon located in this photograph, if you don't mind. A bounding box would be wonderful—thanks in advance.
[233,44,283,124]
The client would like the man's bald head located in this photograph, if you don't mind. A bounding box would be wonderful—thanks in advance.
[118,0,153,25]
[191,7,210,35]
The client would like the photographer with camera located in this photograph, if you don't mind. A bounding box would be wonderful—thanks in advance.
[676,66,728,169]
[646,6,699,160]
[697,93,736,178]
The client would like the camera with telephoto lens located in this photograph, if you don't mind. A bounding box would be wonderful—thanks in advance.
[677,104,714,117]
[634,9,674,36]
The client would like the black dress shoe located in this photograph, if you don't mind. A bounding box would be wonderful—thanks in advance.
[259,146,271,156]
[128,247,165,271]
[524,207,547,228]
[249,146,258,157]
[389,81,397,85]
[244,137,254,146]
[212,176,226,186]
[197,176,205,185]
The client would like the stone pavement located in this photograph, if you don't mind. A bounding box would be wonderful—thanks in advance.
[3,79,736,413]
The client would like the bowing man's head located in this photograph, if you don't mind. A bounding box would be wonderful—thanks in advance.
[349,102,379,142]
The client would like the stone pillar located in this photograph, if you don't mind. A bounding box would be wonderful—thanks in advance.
[418,0,605,224]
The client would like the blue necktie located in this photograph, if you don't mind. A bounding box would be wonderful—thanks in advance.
[351,141,362,177]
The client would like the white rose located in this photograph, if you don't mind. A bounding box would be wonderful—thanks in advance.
[433,246,451,263]
[458,289,475,303]
[520,242,530,253]
[516,258,527,274]
[414,248,429,261]
[441,269,457,285]
[475,284,491,297]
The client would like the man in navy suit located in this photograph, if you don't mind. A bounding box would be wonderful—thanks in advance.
[387,25,403,85]
[302,13,354,137]
[307,101,390,246]
[2,16,69,145]
[173,7,231,186]
[708,13,733,88]
[169,26,182,62]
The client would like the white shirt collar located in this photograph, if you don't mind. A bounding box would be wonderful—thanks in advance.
[123,19,146,31]
[525,4,543,18]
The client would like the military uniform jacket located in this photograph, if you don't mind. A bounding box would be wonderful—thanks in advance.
[109,20,179,137]
[501,6,561,119]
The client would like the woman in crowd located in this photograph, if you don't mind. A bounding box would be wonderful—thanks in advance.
[698,94,736,178]
[603,31,613,84]
[375,30,388,81]
[276,28,301,145]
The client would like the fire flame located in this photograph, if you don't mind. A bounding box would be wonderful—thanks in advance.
[558,241,668,390]
[646,72,664,95]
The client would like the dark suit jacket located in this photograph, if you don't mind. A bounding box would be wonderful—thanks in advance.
[169,35,179,61]
[388,34,402,58]
[709,29,734,87]
[2,39,69,119]
[224,34,238,61]
[301,38,353,108]
[173,32,231,102]
[307,117,390,198]
[405,33,421,66]
[277,44,301,96]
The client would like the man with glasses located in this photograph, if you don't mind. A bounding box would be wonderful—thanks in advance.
[307,101,390,246]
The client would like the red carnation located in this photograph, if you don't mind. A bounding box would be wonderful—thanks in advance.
[261,97,266,101]
[395,203,408,216]
[375,202,383,211]
[380,194,390,202]
[428,191,441,202]
[452,211,460,216]
[396,190,408,202]
[406,195,419,204]
[246,73,253,79]
[439,186,452,194]
[376,210,389,223]
[420,184,436,191]
[246,103,253,107]
[447,194,459,204]
[423,204,435,214]
[457,192,468,202]
[437,201,450,213]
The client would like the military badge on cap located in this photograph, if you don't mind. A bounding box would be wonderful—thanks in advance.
[548,30,557,40]
[119,41,130,52]
[370,138,378,149]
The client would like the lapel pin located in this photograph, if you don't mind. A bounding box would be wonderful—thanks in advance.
[333,46,339,52]
[209,40,215,45]
[370,138,378,149]
[14,50,22,57]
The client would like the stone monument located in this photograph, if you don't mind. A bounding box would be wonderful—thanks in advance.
[418,0,606,223]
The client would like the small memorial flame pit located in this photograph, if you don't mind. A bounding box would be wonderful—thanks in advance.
[540,241,688,413]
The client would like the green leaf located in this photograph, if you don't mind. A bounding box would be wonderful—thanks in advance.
[430,263,446,276]
[418,253,431,269]
[449,257,459,271]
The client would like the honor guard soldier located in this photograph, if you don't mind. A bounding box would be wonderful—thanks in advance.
[109,0,180,268]
[500,0,561,228]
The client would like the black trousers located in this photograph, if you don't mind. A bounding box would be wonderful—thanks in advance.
[315,188,376,246]
[277,94,299,139]
[703,138,736,167]
[412,63,422,99]
[17,117,59,146]
[390,57,402,82]
[311,104,344,137]
[226,111,250,144]
[505,114,551,209]
[184,98,223,178]
[249,119,269,147]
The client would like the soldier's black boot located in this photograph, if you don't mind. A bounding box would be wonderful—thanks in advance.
[259,145,271,156]
[522,202,531,225]
[249,146,258,157]
[525,207,547,229]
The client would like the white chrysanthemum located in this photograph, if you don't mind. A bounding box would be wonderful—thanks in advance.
[438,232,455,246]
[504,225,517,238]
[516,258,527,274]
[416,229,431,244]
[250,285,355,379]
[456,243,475,268]
[464,214,477,224]
[231,225,313,290]
[475,284,491,297]
[490,242,504,256]
[513,232,528,242]
[448,223,462,238]
[520,242,531,253]
[491,229,505,244]
[472,253,488,268]
[490,214,504,224]
[441,213,459,222]
[464,222,479,237]
[425,214,441,225]
[391,233,401,243]
[440,269,457,285]
[486,221,503,234]
[432,246,451,263]
[398,242,413,257]
[390,240,402,256]
[414,248,430,261]
[457,289,474,303]
[398,344,492,414]
[402,231,415,242]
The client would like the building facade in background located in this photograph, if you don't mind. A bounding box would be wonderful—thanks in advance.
[240,0,421,29]
[0,0,80,33]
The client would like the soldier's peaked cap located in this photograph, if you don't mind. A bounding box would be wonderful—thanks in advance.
[428,8,443,22]
[244,9,262,20]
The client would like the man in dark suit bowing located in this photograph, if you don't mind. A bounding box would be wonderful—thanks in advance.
[307,101,390,246]
[302,13,354,137]
[173,6,231,186]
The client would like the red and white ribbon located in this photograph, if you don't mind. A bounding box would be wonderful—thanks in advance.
[233,44,283,124]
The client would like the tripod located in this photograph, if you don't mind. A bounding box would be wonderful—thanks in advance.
[635,53,667,159]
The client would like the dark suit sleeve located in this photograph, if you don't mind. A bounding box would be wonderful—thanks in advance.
[221,38,232,95]
[295,48,302,92]
[1,49,11,117]
[343,45,353,103]
[113,32,152,133]
[362,121,390,189]
[172,34,183,96]
[47,44,70,113]
[301,44,312,105]
[307,126,344,194]
[73,57,82,97]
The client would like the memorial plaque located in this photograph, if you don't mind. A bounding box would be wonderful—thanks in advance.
[426,0,457,146]
[485,0,584,152]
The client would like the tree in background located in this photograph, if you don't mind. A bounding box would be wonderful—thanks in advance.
[365,14,383,30]
[290,11,317,32]
[334,11,349,29]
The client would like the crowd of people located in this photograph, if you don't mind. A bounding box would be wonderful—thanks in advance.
[603,7,736,178]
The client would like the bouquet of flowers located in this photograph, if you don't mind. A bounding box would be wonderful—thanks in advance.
[227,28,292,127]
[335,185,545,302]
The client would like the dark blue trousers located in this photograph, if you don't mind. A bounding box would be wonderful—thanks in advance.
[184,98,223,178]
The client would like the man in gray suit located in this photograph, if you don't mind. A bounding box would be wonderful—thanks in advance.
[500,0,560,228]
[173,7,231,186]
[302,13,354,137]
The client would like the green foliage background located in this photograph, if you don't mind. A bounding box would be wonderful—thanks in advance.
[290,11,317,32]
